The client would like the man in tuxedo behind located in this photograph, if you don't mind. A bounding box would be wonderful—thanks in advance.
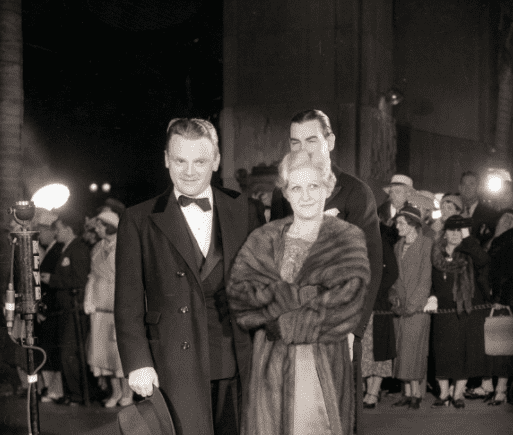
[115,118,263,435]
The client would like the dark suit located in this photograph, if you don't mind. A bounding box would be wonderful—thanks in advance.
[115,185,262,435]
[271,164,382,435]
[469,201,499,246]
[49,238,91,403]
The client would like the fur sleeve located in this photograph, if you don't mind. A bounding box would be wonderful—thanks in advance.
[227,220,300,330]
[276,277,366,344]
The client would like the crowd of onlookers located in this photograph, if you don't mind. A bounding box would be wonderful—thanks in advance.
[0,197,133,408]
[362,171,513,410]
[1,169,512,413]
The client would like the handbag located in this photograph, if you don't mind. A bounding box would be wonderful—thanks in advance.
[484,307,513,356]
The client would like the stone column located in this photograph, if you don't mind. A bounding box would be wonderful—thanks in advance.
[222,0,394,198]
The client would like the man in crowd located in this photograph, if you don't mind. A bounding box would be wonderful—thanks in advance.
[40,214,91,406]
[270,109,382,435]
[377,174,414,227]
[115,118,263,435]
[459,171,498,246]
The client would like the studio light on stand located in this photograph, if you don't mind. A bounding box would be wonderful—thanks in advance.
[6,201,46,435]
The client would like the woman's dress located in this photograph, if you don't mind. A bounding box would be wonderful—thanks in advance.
[431,237,491,379]
[85,236,123,377]
[280,235,332,435]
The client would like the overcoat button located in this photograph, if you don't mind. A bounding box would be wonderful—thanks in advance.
[176,271,186,277]
[181,341,190,350]
[180,306,189,314]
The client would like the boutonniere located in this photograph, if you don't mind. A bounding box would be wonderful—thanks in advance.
[61,257,70,267]
[324,208,340,217]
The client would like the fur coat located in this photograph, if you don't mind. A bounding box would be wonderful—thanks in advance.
[227,215,370,435]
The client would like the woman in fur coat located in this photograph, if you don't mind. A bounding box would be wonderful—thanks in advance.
[227,149,370,435]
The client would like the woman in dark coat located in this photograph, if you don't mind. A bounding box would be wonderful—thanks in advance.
[361,222,398,408]
[388,205,432,410]
[479,210,513,406]
[430,215,491,409]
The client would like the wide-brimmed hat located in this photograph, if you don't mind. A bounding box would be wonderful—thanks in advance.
[383,174,414,194]
[441,194,463,212]
[395,204,422,225]
[117,387,176,435]
[443,215,473,231]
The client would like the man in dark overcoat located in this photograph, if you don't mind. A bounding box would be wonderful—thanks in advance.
[115,118,262,435]
[270,109,382,435]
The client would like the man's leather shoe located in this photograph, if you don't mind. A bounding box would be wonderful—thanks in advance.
[409,397,421,410]
[53,396,70,405]
[392,396,411,407]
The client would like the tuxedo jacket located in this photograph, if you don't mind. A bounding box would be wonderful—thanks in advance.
[115,184,262,435]
[270,165,382,339]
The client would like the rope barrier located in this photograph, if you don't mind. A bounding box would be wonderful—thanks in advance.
[373,303,494,316]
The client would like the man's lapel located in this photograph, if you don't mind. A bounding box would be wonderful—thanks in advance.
[149,189,202,286]
[213,187,246,278]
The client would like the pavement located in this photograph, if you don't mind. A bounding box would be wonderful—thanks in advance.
[0,390,512,435]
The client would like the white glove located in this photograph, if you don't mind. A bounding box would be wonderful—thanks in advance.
[128,367,159,397]
[347,333,354,362]
[83,301,96,315]
[423,296,438,313]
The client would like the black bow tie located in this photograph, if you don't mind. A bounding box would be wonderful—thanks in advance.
[178,195,211,212]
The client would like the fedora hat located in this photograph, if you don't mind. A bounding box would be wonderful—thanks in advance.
[117,387,176,435]
[395,204,422,225]
[383,174,414,194]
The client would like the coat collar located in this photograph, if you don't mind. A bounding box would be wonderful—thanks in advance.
[148,184,244,285]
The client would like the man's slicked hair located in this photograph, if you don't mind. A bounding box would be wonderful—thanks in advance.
[290,109,333,138]
[166,118,219,156]
[459,170,478,185]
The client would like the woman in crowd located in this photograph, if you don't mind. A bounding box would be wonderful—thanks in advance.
[430,215,491,409]
[467,210,513,405]
[388,205,432,410]
[431,193,463,237]
[227,149,370,435]
[84,211,133,408]
[362,222,399,409]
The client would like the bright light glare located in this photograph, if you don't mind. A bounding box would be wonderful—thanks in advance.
[432,210,442,220]
[89,183,98,192]
[102,183,111,193]
[32,184,70,211]
[487,176,502,192]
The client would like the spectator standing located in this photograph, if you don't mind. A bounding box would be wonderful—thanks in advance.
[41,215,91,406]
[459,171,498,246]
[468,210,513,405]
[430,215,491,409]
[389,205,432,410]
[431,194,463,237]
[362,222,399,409]
[377,174,413,227]
[34,210,65,402]
[84,211,133,407]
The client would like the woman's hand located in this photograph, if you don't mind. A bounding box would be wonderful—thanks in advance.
[83,301,96,314]
[492,303,510,310]
[423,296,438,313]
[390,297,404,316]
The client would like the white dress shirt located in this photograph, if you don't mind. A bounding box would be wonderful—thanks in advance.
[174,186,213,258]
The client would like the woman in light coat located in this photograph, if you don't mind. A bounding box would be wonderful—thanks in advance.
[84,211,133,407]
[389,205,432,410]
